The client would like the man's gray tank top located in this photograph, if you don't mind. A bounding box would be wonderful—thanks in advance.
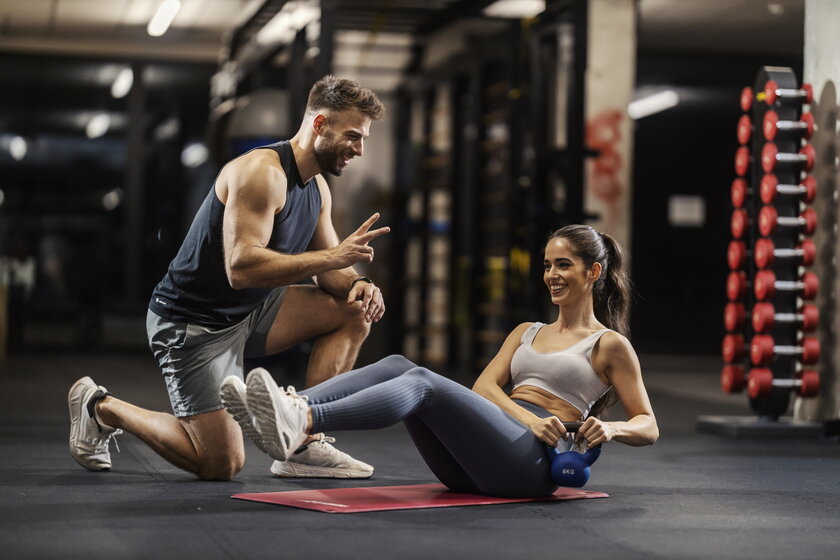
[148,141,321,328]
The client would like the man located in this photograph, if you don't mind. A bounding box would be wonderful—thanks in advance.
[68,75,389,480]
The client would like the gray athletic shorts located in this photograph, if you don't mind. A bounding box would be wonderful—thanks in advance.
[146,287,287,417]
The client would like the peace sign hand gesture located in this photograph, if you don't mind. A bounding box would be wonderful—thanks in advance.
[330,213,390,269]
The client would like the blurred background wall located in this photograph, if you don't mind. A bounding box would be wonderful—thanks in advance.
[0,0,808,371]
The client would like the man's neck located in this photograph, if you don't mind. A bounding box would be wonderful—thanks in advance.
[289,135,319,183]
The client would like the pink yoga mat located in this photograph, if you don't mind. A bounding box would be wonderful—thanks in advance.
[232,483,609,514]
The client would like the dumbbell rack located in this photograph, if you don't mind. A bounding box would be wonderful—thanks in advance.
[722,66,820,420]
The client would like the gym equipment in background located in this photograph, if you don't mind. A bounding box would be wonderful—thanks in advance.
[720,66,820,421]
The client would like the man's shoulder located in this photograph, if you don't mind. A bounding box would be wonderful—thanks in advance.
[313,173,329,189]
[224,148,286,186]
[313,174,331,199]
[233,147,284,171]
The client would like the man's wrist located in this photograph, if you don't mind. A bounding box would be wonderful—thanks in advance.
[350,276,373,289]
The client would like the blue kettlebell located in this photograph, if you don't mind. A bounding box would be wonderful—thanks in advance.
[547,421,602,487]
[549,445,601,487]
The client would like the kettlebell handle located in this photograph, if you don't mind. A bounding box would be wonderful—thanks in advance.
[548,421,603,457]
[558,421,602,448]
[563,422,583,432]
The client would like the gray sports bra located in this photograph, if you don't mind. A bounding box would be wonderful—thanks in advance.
[510,322,611,417]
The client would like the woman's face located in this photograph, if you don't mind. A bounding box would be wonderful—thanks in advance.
[543,237,599,305]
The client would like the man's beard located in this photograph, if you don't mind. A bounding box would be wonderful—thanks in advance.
[314,140,345,177]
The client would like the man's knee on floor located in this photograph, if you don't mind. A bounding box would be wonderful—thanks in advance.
[196,449,245,481]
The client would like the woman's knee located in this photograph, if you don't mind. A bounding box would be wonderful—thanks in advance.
[401,367,443,392]
[405,366,451,385]
[378,354,417,372]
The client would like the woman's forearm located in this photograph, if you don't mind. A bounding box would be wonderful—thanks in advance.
[608,414,659,446]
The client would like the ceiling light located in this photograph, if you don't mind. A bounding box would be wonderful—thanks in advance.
[181,143,209,168]
[154,118,180,141]
[147,0,181,37]
[86,114,111,139]
[111,68,134,98]
[483,0,545,18]
[102,188,123,211]
[257,12,295,45]
[628,90,679,120]
[290,3,319,29]
[767,3,784,16]
[9,136,27,161]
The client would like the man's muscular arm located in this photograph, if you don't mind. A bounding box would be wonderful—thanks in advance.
[222,153,382,289]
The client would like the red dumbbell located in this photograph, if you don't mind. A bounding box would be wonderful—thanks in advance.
[762,80,814,106]
[761,142,815,173]
[758,206,817,237]
[760,174,816,204]
[740,87,754,112]
[798,370,821,397]
[727,241,748,270]
[734,146,752,176]
[763,110,815,141]
[747,368,820,398]
[727,271,748,301]
[750,334,820,366]
[737,114,753,144]
[722,334,746,363]
[754,238,816,269]
[730,238,817,270]
[754,270,819,301]
[730,178,751,208]
[724,302,746,331]
[731,209,750,239]
[721,364,746,393]
[751,302,818,333]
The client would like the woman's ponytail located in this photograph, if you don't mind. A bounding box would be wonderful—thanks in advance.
[593,232,631,337]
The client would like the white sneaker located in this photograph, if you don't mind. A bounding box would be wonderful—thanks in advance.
[245,368,309,462]
[270,435,374,478]
[220,375,268,454]
[68,377,122,471]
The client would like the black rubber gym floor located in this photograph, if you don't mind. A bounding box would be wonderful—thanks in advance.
[1,352,838,559]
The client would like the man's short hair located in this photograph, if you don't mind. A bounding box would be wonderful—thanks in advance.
[306,75,385,120]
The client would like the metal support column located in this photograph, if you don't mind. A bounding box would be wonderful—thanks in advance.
[316,0,335,80]
[124,62,145,302]
[566,0,588,224]
[288,27,308,129]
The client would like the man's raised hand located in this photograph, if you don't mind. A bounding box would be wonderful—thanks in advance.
[330,213,390,268]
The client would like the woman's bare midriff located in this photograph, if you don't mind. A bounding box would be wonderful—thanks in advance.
[510,385,583,423]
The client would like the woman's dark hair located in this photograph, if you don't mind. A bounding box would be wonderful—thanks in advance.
[545,224,632,418]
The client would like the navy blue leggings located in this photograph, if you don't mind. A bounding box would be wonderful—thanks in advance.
[299,355,564,497]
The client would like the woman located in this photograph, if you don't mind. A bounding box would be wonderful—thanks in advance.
[222,225,658,497]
